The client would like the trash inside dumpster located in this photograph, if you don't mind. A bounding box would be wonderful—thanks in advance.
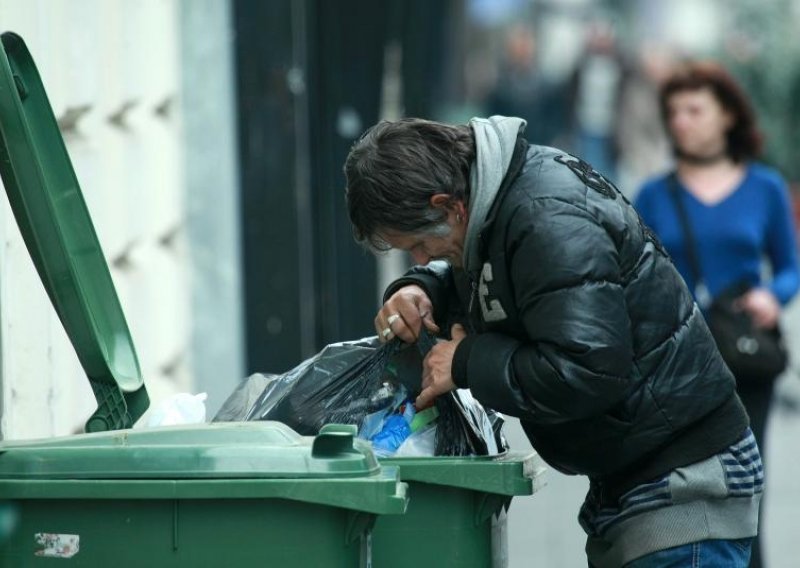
[215,331,506,457]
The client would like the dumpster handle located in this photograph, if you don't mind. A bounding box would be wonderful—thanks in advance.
[312,424,360,458]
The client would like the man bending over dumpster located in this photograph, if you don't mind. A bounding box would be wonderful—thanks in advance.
[343,116,760,568]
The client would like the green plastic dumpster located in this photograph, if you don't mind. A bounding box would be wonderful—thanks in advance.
[0,423,407,567]
[0,31,408,567]
[375,452,546,568]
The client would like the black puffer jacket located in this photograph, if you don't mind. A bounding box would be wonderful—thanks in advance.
[387,138,748,485]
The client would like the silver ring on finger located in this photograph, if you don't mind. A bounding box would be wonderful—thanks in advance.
[381,327,392,338]
[387,313,401,327]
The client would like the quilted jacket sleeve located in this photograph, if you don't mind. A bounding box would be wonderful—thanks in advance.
[457,196,635,424]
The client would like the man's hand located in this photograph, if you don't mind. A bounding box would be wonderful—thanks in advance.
[738,288,781,329]
[375,285,439,343]
[416,324,467,409]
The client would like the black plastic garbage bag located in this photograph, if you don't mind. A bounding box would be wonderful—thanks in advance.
[219,330,507,456]
[213,373,276,422]
[242,337,406,435]
[414,331,506,456]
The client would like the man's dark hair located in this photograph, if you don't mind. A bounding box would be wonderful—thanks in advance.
[659,60,762,162]
[344,118,476,251]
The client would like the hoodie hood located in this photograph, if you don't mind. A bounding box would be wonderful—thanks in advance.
[463,115,527,273]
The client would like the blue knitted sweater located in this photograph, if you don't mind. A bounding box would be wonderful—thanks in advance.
[635,163,800,305]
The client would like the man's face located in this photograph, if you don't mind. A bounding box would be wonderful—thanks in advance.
[381,221,466,268]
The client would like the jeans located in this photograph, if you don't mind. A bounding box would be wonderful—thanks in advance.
[622,538,753,567]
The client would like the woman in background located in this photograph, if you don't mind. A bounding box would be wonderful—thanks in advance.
[635,61,800,568]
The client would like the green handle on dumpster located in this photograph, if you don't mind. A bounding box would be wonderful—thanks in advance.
[312,424,361,459]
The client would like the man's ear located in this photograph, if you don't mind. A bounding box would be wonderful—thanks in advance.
[429,194,451,209]
[430,194,467,222]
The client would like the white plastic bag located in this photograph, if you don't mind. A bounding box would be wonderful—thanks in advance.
[394,423,437,457]
[146,392,208,427]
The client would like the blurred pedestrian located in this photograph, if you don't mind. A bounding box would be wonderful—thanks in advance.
[635,61,800,568]
[566,19,629,183]
[615,43,675,198]
[485,25,564,146]
[345,115,760,567]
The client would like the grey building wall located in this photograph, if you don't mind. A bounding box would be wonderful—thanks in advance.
[179,0,245,416]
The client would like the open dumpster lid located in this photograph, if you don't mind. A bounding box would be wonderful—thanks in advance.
[0,31,148,432]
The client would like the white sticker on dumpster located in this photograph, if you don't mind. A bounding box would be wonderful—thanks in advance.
[34,533,80,558]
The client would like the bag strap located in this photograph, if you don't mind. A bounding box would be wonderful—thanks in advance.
[667,173,711,308]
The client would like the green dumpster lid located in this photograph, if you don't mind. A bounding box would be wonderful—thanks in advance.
[0,31,148,433]
[0,423,409,514]
[0,423,380,479]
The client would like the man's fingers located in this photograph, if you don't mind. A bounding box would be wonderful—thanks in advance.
[415,386,436,410]
[384,310,409,342]
[375,286,439,343]
[375,306,410,343]
[374,285,439,344]
[393,303,439,341]
[450,323,467,340]
[421,311,440,334]
[374,314,395,343]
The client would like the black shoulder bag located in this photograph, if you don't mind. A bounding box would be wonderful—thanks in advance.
[668,174,788,383]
